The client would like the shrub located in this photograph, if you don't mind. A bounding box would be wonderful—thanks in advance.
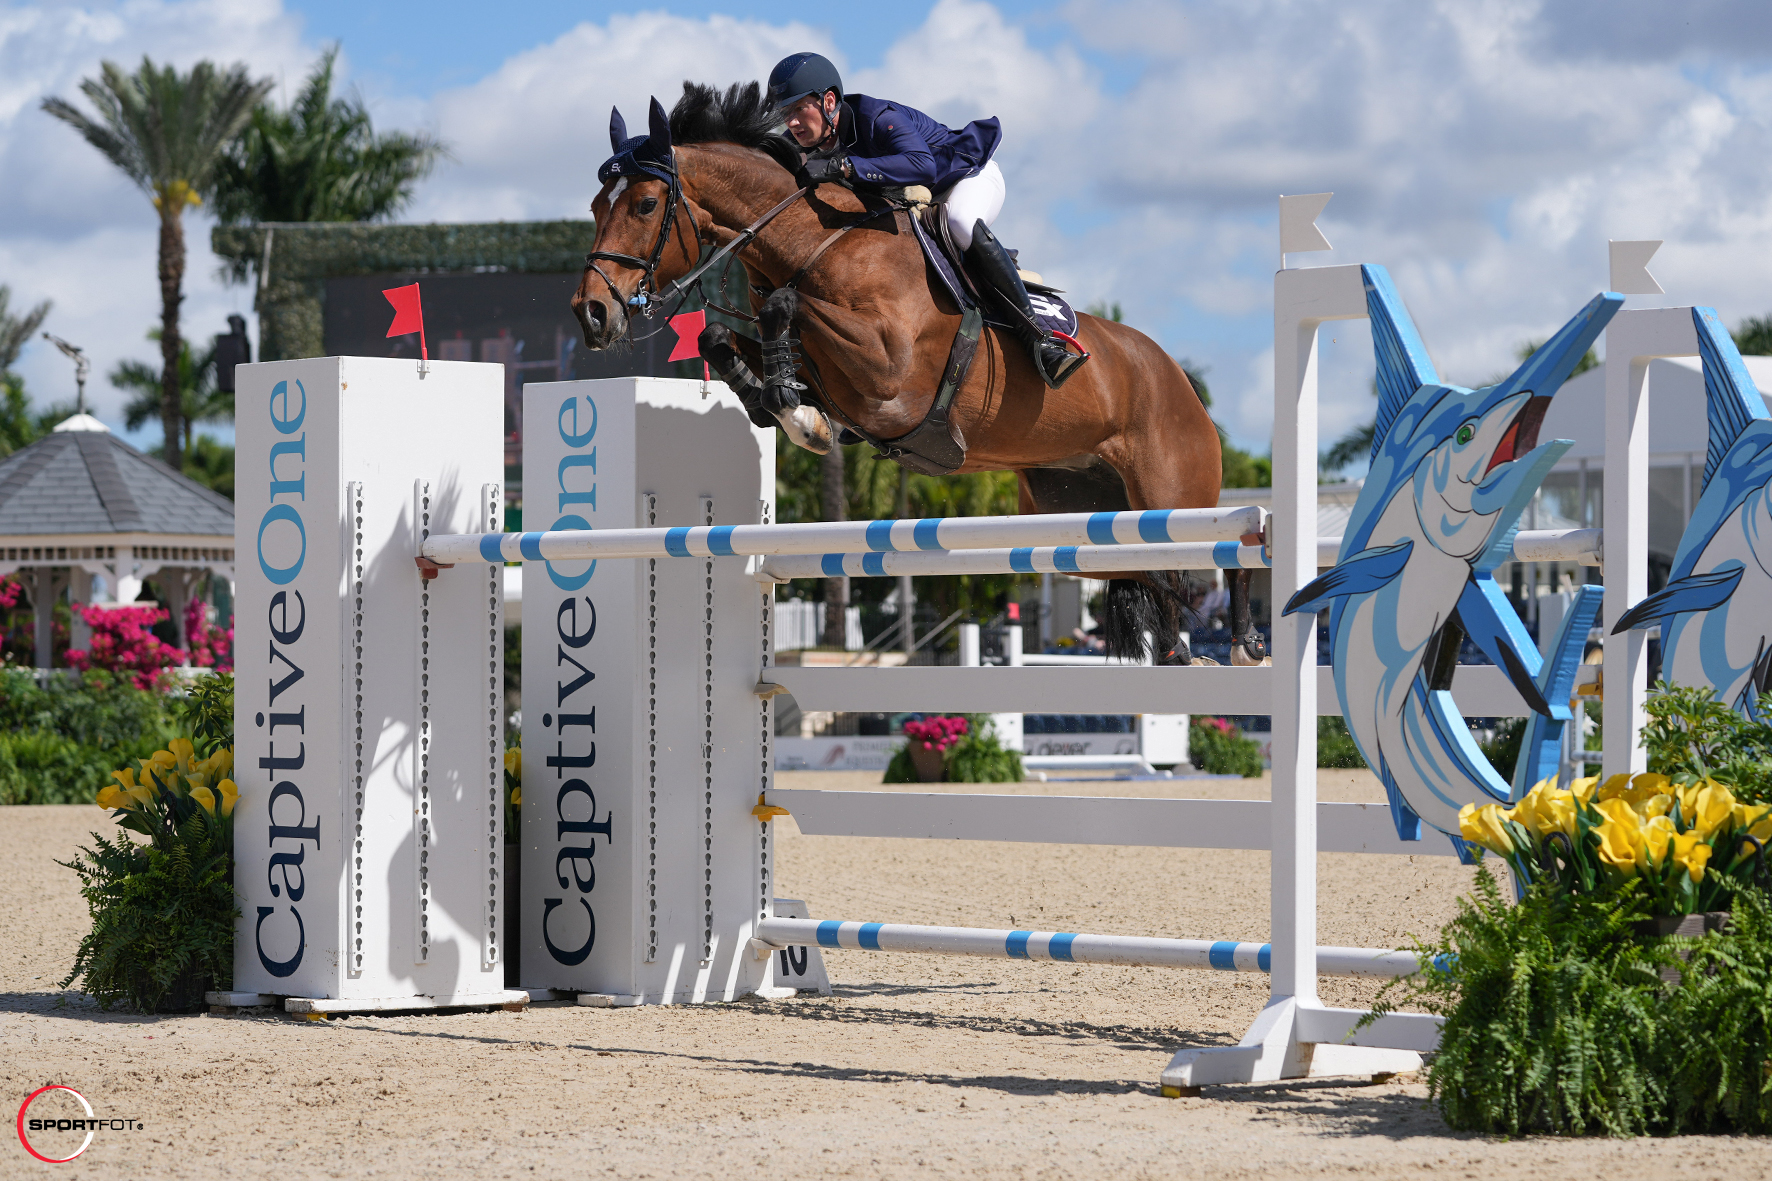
[883,715,1022,783]
[1190,717,1264,777]
[1641,681,1772,803]
[1662,888,1772,1134]
[945,717,1022,783]
[0,667,177,803]
[1370,862,1671,1136]
[1317,716,1367,769]
[61,738,239,1010]
[64,604,186,688]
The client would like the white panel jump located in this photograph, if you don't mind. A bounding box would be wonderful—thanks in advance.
[239,228,1739,1086]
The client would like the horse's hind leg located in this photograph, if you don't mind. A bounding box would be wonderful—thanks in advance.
[1228,569,1267,664]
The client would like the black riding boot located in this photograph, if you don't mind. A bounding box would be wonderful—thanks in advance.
[964,219,1086,389]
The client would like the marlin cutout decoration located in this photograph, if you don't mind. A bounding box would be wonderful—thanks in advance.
[1283,267,1622,846]
[1614,309,1772,719]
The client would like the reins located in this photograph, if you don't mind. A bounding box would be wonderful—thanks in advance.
[585,149,903,340]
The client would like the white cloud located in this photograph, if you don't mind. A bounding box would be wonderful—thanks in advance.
[414,13,836,222]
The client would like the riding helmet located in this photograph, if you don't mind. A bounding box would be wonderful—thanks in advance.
[768,52,843,111]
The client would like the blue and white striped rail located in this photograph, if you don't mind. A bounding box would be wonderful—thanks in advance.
[755,527,1603,582]
[420,505,1267,566]
[753,917,1431,978]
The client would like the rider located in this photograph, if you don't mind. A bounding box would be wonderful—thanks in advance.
[766,52,1086,389]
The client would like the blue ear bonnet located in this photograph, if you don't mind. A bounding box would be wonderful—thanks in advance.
[598,98,675,185]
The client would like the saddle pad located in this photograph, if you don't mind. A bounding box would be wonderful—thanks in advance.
[909,210,1078,337]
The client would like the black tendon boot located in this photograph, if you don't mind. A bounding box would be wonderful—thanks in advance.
[698,323,772,428]
[964,220,1087,389]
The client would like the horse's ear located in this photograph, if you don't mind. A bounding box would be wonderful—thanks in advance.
[647,96,672,151]
[609,107,628,152]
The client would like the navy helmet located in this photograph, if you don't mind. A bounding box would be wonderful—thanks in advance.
[767,52,843,111]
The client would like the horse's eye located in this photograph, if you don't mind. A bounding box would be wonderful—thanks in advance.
[636,197,659,215]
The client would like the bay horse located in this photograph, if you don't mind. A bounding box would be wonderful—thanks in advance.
[572,82,1262,665]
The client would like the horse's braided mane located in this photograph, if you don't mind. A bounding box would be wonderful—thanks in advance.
[668,81,779,148]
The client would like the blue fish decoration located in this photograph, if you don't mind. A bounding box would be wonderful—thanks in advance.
[1283,266,1622,844]
[1613,308,1772,718]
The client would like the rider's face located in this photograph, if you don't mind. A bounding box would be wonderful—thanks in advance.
[783,91,837,148]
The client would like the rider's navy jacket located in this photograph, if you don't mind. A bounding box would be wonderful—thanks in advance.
[834,95,1000,190]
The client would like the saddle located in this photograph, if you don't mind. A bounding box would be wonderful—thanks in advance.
[810,192,1080,476]
[910,200,1080,339]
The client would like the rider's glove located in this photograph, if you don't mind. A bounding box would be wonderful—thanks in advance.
[800,156,849,184]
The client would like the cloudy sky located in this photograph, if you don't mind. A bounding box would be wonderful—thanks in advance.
[3,0,1770,458]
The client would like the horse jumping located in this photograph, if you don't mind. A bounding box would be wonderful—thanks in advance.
[571,83,1262,664]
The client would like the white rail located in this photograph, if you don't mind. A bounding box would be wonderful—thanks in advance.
[753,918,1429,978]
[423,506,1267,565]
[755,528,1603,581]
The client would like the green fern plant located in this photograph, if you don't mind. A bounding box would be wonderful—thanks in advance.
[1661,888,1772,1133]
[1367,861,1673,1136]
[58,807,236,1011]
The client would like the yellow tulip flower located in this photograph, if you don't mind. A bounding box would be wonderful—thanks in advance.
[1640,793,1674,820]
[1596,819,1639,873]
[96,784,126,810]
[1631,772,1673,797]
[1597,797,1641,829]
[1686,782,1737,839]
[1459,802,1515,856]
[217,779,238,817]
[1597,773,1634,802]
[148,750,177,771]
[505,747,521,777]
[510,785,521,807]
[189,785,216,814]
[1669,831,1712,883]
[168,738,195,772]
[126,784,155,806]
[110,767,137,791]
[1639,815,1677,869]
[1569,775,1600,805]
[1734,803,1772,842]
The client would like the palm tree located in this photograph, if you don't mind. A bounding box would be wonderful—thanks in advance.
[110,330,230,458]
[43,58,271,472]
[214,47,445,225]
[0,285,51,373]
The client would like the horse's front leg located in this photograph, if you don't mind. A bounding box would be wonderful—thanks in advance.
[759,289,833,454]
[696,290,831,454]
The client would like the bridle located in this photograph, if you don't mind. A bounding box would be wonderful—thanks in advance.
[582,144,898,342]
[582,155,698,326]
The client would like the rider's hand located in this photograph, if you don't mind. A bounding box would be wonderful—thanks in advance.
[800,156,848,184]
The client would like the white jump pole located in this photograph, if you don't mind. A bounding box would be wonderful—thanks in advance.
[756,529,1603,582]
[425,504,1266,566]
[753,918,1431,979]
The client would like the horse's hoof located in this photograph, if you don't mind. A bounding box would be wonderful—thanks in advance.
[1189,655,1221,666]
[1230,646,1269,667]
[782,405,833,455]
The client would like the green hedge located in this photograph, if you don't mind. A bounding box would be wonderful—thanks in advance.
[0,669,177,804]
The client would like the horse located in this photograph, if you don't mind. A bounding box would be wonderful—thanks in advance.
[572,82,1262,665]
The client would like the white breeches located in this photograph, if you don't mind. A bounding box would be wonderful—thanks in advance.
[944,159,1004,251]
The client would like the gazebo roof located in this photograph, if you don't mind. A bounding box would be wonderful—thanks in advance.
[0,419,233,539]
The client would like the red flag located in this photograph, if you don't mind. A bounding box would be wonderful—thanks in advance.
[382,283,427,360]
[667,310,706,363]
